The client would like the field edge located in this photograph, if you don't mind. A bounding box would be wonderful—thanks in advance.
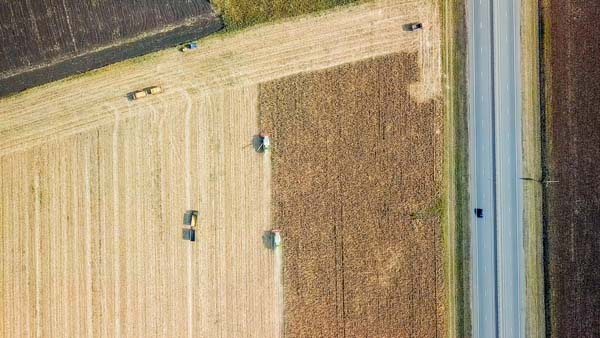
[539,0,555,335]
[0,15,223,98]
[211,0,363,31]
[520,0,546,337]
[442,0,471,337]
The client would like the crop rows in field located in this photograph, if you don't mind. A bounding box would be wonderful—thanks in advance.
[260,53,446,338]
[0,0,215,73]
[0,0,429,155]
[0,86,281,338]
[545,1,600,336]
[0,0,222,96]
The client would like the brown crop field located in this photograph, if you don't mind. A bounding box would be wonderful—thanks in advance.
[260,52,445,337]
[544,0,600,337]
[0,0,222,96]
[0,0,216,74]
[0,1,442,337]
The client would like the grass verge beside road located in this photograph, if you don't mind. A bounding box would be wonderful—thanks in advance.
[442,0,470,337]
[520,1,546,337]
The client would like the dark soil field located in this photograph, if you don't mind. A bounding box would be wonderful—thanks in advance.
[545,1,600,337]
[260,53,446,337]
[0,0,221,96]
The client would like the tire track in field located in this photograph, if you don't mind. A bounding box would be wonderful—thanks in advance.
[0,0,438,157]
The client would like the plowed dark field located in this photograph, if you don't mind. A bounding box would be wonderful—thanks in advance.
[545,1,600,337]
[260,53,446,338]
[0,0,221,96]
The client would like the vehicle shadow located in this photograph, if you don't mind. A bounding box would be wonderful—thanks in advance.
[252,134,264,153]
[262,230,275,249]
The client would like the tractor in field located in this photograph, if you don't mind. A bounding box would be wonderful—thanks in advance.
[259,132,271,152]
[404,22,423,31]
[182,210,198,242]
[180,42,198,52]
[146,86,162,95]
[131,90,147,100]
[129,86,163,100]
[271,229,282,248]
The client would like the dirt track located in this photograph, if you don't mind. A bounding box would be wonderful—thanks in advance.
[261,53,445,337]
[545,1,600,336]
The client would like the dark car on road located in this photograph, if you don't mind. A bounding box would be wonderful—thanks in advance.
[475,208,483,218]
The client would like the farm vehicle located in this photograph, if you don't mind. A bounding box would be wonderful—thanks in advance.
[271,229,282,248]
[259,132,271,152]
[404,22,423,31]
[179,42,198,52]
[182,210,198,242]
[129,85,163,100]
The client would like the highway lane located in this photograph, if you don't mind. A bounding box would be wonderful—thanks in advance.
[494,0,524,336]
[468,0,525,336]
[468,0,498,336]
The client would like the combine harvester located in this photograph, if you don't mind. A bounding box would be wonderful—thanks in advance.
[259,132,271,152]
[271,229,282,248]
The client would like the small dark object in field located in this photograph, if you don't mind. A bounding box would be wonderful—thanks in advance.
[182,228,196,241]
[180,42,199,52]
[403,22,423,31]
[252,133,271,153]
[183,210,199,226]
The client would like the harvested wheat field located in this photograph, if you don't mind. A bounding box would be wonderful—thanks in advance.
[0,0,439,155]
[0,0,442,337]
[545,0,600,336]
[261,52,445,337]
[0,87,280,338]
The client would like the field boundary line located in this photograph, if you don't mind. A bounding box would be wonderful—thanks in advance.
[0,0,428,157]
[539,0,554,336]
[0,15,223,97]
[442,0,470,336]
[520,0,546,337]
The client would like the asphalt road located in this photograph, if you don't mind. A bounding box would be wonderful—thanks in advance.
[468,0,525,337]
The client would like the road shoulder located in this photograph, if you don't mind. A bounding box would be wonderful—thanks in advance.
[520,0,545,337]
[442,0,471,336]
